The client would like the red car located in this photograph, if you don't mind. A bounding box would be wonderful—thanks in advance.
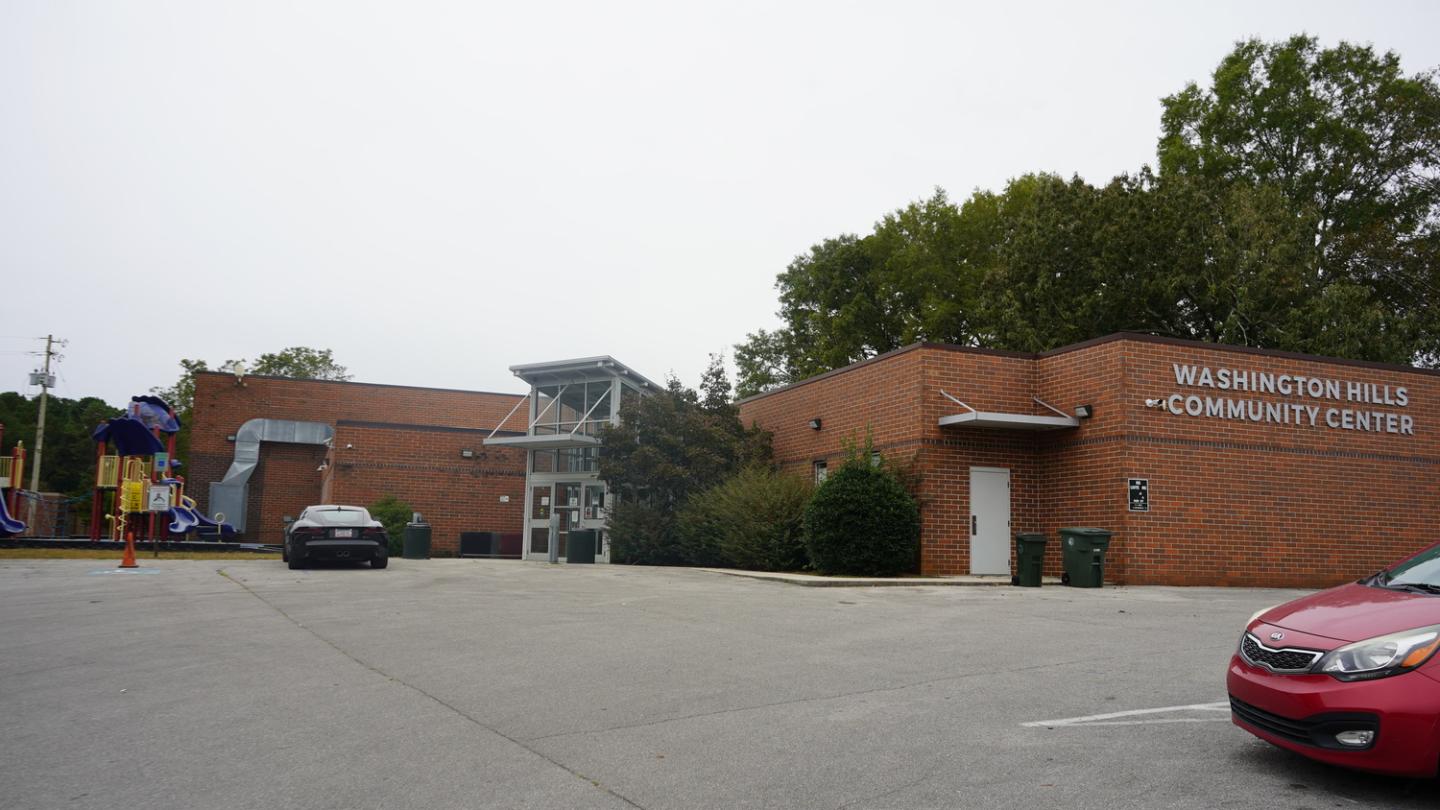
[1228,544,1440,777]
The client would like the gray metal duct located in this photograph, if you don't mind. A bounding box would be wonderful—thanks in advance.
[208,419,334,533]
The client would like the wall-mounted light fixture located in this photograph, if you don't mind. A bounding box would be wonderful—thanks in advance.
[344,443,354,450]
[316,462,328,472]
[1074,404,1094,419]
[807,418,822,431]
[461,449,475,458]
[225,434,237,442]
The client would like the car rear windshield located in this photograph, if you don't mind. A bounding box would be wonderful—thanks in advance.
[308,509,369,526]
[1385,546,1440,587]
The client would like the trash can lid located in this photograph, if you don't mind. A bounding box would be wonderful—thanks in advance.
[1015,533,1047,542]
[1059,527,1112,536]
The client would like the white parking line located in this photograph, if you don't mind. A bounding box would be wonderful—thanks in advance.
[1022,701,1230,728]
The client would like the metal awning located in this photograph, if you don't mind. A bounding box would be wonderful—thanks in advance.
[482,434,603,450]
[937,391,1080,431]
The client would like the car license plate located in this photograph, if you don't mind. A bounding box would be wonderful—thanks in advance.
[332,528,354,538]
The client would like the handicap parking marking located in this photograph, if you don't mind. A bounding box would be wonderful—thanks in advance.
[1022,701,1230,728]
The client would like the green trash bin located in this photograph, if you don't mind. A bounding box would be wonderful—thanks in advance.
[402,521,432,560]
[567,529,597,564]
[1059,527,1111,587]
[1013,533,1047,587]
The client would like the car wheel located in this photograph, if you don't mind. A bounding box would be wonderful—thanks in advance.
[1061,572,1070,585]
[281,542,289,563]
[288,556,305,570]
[371,553,388,569]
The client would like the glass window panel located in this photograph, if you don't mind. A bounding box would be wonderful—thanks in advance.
[558,385,586,429]
[532,386,558,433]
[531,450,555,473]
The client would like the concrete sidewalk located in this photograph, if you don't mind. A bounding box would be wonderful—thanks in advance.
[698,568,1063,587]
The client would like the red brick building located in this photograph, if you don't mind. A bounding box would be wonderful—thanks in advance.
[187,335,1438,587]
[188,372,530,554]
[737,333,1439,588]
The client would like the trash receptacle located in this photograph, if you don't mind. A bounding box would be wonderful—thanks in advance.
[403,521,432,560]
[567,529,597,564]
[1059,527,1111,587]
[1013,533,1047,587]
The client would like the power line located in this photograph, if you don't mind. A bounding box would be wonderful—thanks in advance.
[26,335,62,526]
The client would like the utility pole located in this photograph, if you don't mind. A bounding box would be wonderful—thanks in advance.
[27,334,59,531]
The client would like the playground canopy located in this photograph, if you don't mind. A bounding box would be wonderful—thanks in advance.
[92,417,165,456]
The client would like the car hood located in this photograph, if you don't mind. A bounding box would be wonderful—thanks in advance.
[1264,583,1440,643]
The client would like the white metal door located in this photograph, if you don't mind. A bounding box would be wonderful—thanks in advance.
[969,467,1011,575]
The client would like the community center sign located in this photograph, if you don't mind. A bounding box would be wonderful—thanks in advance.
[1161,364,1415,436]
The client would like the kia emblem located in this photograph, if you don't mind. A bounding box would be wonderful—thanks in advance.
[1269,632,1284,641]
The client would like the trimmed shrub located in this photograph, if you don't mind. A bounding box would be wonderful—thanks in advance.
[679,467,812,571]
[803,462,919,576]
[368,495,413,556]
[607,501,714,566]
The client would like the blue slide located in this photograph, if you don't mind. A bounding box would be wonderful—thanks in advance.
[167,494,235,539]
[0,497,25,538]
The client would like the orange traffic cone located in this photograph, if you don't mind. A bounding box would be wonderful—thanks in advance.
[119,532,138,569]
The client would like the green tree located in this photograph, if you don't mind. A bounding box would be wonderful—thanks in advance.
[152,347,350,461]
[250,347,352,381]
[736,36,1440,390]
[735,190,981,396]
[1160,35,1440,361]
[601,367,771,564]
[0,391,118,496]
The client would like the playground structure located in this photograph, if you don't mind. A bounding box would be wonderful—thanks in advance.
[89,395,235,542]
[0,424,28,537]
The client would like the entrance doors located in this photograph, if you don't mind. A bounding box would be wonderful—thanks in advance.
[969,467,1010,575]
[527,480,606,560]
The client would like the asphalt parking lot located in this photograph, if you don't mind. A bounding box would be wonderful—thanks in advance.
[0,559,1433,810]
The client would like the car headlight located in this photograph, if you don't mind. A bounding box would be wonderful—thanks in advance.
[1313,625,1440,681]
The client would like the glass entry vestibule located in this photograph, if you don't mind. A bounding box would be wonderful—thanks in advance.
[483,356,658,563]
[528,481,607,560]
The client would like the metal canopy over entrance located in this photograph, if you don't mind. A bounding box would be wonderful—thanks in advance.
[482,434,602,450]
[482,355,657,564]
[937,391,1080,431]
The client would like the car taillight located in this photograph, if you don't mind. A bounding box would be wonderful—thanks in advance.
[291,527,324,538]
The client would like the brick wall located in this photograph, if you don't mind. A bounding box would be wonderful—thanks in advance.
[740,334,1440,587]
[326,423,526,556]
[189,372,529,548]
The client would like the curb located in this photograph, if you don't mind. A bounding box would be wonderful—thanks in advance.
[698,568,1064,588]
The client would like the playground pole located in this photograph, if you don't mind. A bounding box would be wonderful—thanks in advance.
[89,440,105,541]
[9,443,24,520]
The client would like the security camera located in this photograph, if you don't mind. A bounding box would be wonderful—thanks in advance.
[1144,398,1162,408]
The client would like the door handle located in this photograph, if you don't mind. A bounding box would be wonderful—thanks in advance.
[971,515,977,535]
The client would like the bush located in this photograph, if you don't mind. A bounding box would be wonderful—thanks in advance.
[803,462,919,576]
[679,467,812,571]
[368,495,413,556]
[608,501,699,565]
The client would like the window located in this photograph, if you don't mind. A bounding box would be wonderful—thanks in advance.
[813,460,828,484]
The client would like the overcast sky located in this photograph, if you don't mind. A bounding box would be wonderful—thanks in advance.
[3,1,1439,408]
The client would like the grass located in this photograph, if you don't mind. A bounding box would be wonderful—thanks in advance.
[0,549,280,560]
